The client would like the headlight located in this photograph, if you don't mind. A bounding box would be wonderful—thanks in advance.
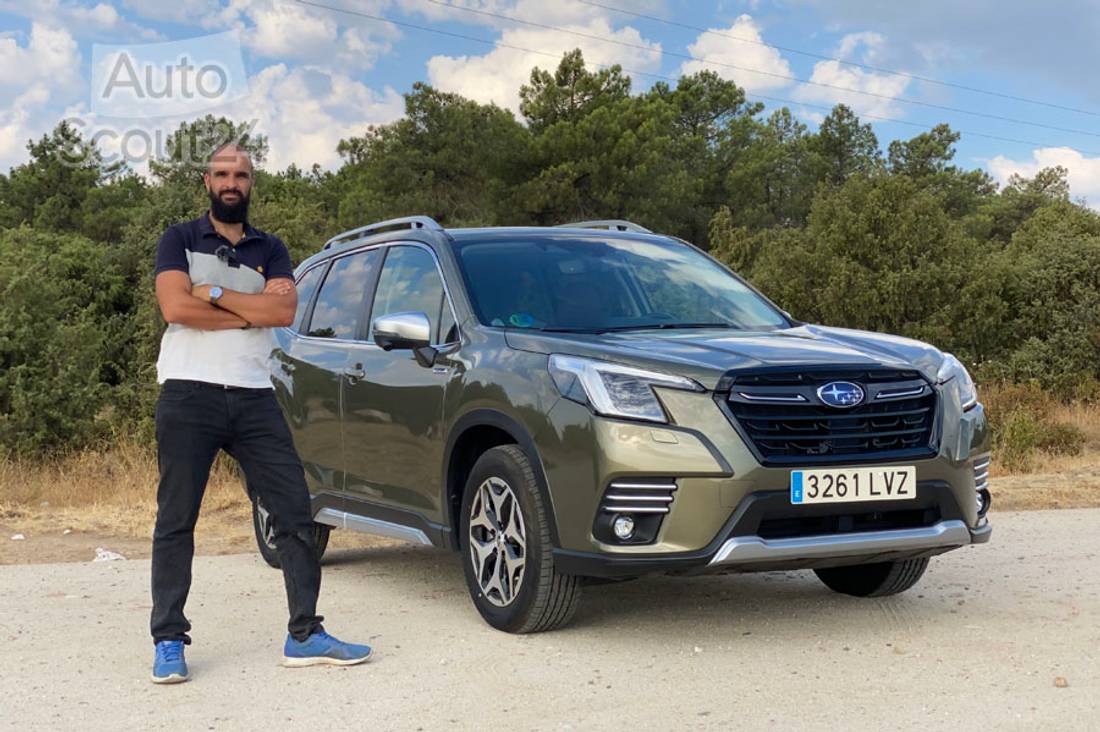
[548,354,703,423]
[936,353,978,411]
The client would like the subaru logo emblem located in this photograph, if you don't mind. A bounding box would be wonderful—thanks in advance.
[817,381,865,408]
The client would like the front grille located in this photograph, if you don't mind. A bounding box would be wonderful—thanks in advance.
[724,368,938,466]
[600,480,677,514]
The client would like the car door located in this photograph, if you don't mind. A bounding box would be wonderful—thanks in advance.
[340,243,459,517]
[275,249,382,502]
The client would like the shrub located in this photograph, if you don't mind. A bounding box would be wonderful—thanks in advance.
[0,227,133,457]
[981,382,1086,471]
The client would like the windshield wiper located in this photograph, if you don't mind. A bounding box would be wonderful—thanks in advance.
[595,322,738,332]
[533,323,738,334]
[535,326,604,333]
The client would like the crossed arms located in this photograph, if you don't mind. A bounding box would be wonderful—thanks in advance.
[155,271,297,330]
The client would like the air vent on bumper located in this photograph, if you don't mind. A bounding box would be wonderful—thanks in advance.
[594,480,677,545]
[973,454,991,517]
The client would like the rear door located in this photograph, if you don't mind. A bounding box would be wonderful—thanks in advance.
[340,243,459,518]
[275,249,382,502]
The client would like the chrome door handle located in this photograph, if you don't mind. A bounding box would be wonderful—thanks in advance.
[343,366,366,382]
[280,362,296,374]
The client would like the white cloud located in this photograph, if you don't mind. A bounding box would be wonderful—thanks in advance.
[0,0,164,41]
[835,32,885,63]
[400,0,665,28]
[122,0,222,24]
[426,19,662,113]
[792,32,910,119]
[0,24,82,171]
[205,0,400,72]
[988,148,1100,210]
[0,86,53,171]
[53,64,404,176]
[244,64,404,170]
[0,23,81,89]
[680,14,793,93]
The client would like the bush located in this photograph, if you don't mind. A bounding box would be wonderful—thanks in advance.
[0,227,134,457]
[981,382,1086,471]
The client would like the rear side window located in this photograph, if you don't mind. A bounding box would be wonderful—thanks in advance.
[291,264,327,333]
[306,250,381,339]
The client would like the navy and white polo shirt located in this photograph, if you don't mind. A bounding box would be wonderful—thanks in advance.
[154,211,294,388]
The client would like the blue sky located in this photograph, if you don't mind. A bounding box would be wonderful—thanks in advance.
[2,0,1098,206]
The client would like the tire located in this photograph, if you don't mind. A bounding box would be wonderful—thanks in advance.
[459,445,581,633]
[251,494,331,570]
[814,557,930,598]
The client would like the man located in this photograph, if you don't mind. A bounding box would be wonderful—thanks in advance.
[149,142,371,684]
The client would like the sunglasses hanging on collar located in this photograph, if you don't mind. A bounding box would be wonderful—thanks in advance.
[215,244,241,268]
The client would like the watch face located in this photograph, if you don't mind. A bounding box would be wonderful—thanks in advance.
[210,286,223,300]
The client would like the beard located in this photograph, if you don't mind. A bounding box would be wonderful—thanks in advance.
[208,188,250,224]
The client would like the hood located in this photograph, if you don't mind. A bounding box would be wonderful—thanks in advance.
[505,324,946,390]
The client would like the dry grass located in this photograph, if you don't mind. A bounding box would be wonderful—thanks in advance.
[0,440,252,542]
[1013,400,1100,472]
[989,399,1100,511]
[2,401,1098,546]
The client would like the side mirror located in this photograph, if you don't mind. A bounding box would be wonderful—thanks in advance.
[373,311,432,351]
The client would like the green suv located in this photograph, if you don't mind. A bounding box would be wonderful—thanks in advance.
[255,216,992,633]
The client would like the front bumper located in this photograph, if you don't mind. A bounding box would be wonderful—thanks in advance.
[554,488,991,579]
[538,386,993,574]
[709,518,990,567]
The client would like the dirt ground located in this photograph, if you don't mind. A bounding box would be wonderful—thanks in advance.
[1,509,1097,731]
[0,519,394,565]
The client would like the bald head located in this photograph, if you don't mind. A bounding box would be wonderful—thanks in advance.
[206,142,254,176]
[204,142,254,224]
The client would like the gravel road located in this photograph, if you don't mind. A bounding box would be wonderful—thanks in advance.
[1,509,1097,731]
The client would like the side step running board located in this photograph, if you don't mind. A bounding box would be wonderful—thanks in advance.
[314,507,433,546]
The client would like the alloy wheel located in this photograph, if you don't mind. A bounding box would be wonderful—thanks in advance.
[468,476,528,607]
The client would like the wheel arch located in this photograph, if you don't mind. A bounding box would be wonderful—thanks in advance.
[442,409,560,550]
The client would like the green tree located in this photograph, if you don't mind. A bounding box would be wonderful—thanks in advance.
[737,173,992,353]
[0,121,111,233]
[335,83,530,228]
[811,104,882,185]
[250,165,338,264]
[887,124,959,179]
[979,202,1100,393]
[648,71,764,242]
[519,49,631,133]
[887,124,995,217]
[723,107,818,228]
[978,166,1072,245]
[149,114,268,189]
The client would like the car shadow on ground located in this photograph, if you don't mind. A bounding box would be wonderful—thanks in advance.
[319,541,982,639]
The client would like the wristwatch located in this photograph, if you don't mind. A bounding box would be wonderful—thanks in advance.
[209,286,223,305]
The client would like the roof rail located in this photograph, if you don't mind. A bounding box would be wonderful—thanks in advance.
[554,219,652,234]
[323,215,445,250]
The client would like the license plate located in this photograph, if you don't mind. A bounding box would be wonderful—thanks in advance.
[790,466,916,505]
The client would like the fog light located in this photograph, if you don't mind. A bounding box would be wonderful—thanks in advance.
[976,489,991,517]
[612,514,635,540]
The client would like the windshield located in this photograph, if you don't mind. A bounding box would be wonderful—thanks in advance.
[452,236,789,333]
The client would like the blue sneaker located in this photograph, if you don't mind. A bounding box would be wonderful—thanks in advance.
[283,630,373,667]
[151,640,189,684]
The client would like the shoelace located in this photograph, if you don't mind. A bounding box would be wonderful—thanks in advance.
[158,642,182,663]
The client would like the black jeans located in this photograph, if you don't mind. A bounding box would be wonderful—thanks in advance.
[150,379,324,645]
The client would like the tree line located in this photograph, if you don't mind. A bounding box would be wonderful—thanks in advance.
[1,50,1097,457]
